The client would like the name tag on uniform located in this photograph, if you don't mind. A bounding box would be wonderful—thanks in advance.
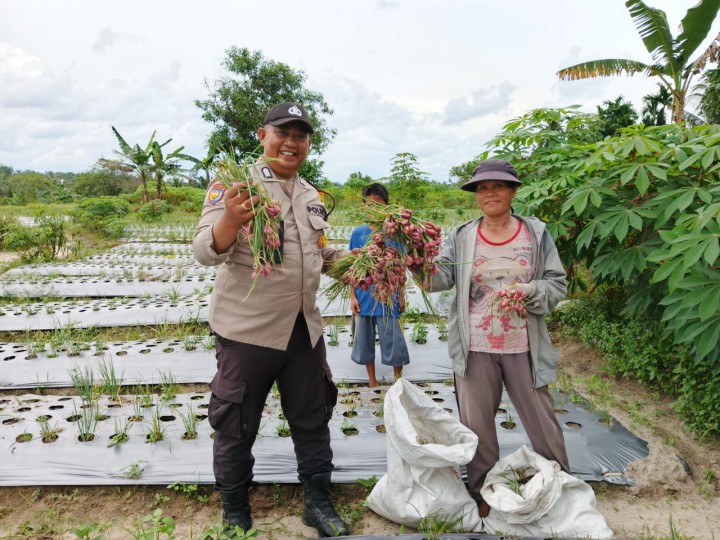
[306,204,327,219]
[261,167,273,179]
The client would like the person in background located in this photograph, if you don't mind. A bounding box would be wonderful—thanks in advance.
[349,183,410,386]
[428,159,570,517]
[193,102,349,537]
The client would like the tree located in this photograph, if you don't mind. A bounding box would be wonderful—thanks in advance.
[641,83,673,126]
[149,140,193,199]
[195,47,335,159]
[69,165,139,198]
[387,152,430,208]
[108,127,162,202]
[0,172,60,204]
[596,96,639,137]
[185,146,219,187]
[688,68,720,124]
[557,0,720,123]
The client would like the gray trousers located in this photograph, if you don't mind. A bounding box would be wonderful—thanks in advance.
[210,314,338,492]
[455,351,570,501]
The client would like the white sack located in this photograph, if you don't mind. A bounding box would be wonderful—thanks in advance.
[366,378,482,532]
[481,445,614,539]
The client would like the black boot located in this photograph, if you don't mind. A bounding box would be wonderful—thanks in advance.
[300,472,349,537]
[219,486,252,533]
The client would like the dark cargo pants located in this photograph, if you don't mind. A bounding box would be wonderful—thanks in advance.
[455,351,570,501]
[210,314,338,492]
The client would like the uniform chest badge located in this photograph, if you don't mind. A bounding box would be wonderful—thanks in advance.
[207,182,226,205]
[261,167,273,179]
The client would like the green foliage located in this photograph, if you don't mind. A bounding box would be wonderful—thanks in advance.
[195,46,335,158]
[4,211,67,261]
[71,197,130,239]
[0,171,61,205]
[553,287,719,437]
[138,199,173,222]
[68,166,140,198]
[557,0,720,123]
[472,108,720,436]
[596,96,639,137]
[162,186,205,213]
[0,215,18,249]
[386,152,430,208]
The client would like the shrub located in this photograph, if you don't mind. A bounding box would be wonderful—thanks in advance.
[0,215,18,249]
[71,197,130,239]
[553,286,719,437]
[4,212,67,261]
[72,197,130,225]
[138,199,172,222]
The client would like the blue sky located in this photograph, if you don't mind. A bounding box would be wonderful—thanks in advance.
[1,0,717,183]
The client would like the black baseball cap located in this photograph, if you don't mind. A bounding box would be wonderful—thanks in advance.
[263,102,314,133]
[461,159,521,192]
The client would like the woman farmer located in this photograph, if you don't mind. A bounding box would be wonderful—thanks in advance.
[429,159,570,516]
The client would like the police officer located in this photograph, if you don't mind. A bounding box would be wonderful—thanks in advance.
[193,102,349,537]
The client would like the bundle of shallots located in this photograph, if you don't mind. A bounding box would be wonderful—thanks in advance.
[326,234,407,312]
[327,202,442,310]
[214,154,283,284]
[494,286,528,318]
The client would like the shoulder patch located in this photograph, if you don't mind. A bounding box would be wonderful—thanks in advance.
[207,182,226,205]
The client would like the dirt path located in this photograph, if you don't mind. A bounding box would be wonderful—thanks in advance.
[0,339,718,539]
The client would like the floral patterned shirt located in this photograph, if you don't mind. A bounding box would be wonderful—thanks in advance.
[468,221,533,353]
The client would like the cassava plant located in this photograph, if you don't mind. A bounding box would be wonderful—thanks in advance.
[460,107,720,435]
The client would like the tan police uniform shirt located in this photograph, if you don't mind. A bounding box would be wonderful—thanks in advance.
[193,161,346,350]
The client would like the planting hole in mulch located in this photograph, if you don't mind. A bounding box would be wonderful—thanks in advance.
[566,421,582,429]
[16,433,32,443]
[501,421,517,430]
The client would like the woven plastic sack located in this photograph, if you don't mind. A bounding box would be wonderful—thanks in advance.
[366,378,482,531]
[481,445,613,538]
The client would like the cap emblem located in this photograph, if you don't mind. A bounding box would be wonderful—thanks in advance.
[288,105,303,117]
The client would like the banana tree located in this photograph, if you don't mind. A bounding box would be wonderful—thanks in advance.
[149,141,195,199]
[184,145,219,187]
[110,127,169,202]
[557,0,720,123]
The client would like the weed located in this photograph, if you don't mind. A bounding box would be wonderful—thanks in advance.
[411,321,428,344]
[70,521,108,539]
[108,417,133,447]
[124,461,146,479]
[357,475,378,492]
[340,417,358,436]
[126,508,176,539]
[498,465,535,495]
[167,482,209,503]
[276,420,291,438]
[436,318,448,341]
[417,512,464,536]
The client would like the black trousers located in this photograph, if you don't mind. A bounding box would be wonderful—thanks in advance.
[210,314,338,492]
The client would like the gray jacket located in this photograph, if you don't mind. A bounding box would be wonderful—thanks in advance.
[430,215,566,388]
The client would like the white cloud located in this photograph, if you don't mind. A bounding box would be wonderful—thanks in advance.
[441,83,515,125]
[0,0,717,179]
[92,27,122,53]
